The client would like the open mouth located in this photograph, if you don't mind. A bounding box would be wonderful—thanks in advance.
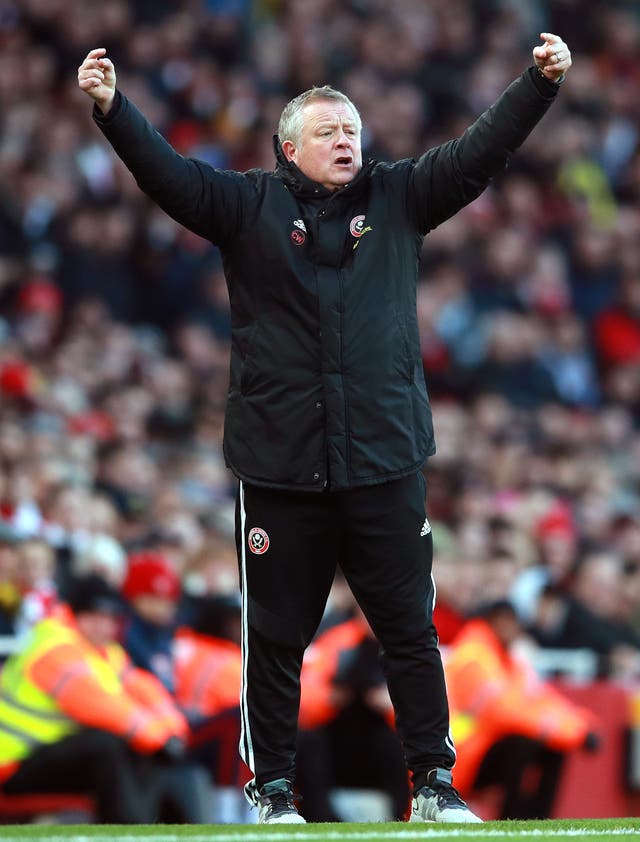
[335,157,352,166]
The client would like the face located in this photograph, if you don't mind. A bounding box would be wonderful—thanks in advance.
[491,610,521,649]
[131,594,178,627]
[283,99,362,192]
[76,611,120,648]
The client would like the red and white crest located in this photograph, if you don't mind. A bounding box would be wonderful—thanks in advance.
[248,527,270,555]
[350,215,366,237]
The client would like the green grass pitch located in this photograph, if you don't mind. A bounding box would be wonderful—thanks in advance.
[0,819,639,842]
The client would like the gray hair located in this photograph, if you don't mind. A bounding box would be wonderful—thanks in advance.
[278,85,362,147]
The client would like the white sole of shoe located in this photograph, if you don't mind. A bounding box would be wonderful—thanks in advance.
[262,815,306,824]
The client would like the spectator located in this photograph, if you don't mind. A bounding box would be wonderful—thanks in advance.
[297,609,409,822]
[0,574,196,823]
[594,274,640,367]
[14,538,57,633]
[122,551,182,693]
[445,600,599,819]
[531,550,640,679]
[539,315,600,408]
[511,500,579,624]
[174,594,246,796]
[472,313,559,408]
[175,593,241,726]
[72,533,128,590]
[0,523,22,636]
[432,528,481,645]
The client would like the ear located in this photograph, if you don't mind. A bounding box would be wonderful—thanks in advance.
[282,139,297,162]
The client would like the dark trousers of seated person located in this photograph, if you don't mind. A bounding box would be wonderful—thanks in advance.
[5,729,164,823]
[472,734,565,819]
[188,708,250,788]
[296,699,410,822]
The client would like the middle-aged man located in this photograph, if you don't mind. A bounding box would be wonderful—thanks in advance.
[78,32,571,824]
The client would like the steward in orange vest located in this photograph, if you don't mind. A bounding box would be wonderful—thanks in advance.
[173,594,247,789]
[297,611,409,822]
[0,575,189,823]
[174,626,241,721]
[445,600,599,819]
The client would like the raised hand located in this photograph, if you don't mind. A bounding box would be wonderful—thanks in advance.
[78,48,116,115]
[533,33,572,83]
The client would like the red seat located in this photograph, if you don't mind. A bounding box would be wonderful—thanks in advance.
[0,792,95,822]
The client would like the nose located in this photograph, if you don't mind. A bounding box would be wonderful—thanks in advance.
[335,127,350,147]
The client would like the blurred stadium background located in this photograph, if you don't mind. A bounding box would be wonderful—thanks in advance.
[2,0,640,825]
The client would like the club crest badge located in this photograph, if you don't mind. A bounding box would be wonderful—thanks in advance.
[248,527,270,555]
[291,228,306,245]
[350,215,366,237]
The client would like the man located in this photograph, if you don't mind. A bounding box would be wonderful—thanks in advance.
[445,600,599,819]
[173,594,247,800]
[121,551,183,692]
[297,608,409,821]
[0,574,189,823]
[78,32,572,824]
[0,522,21,635]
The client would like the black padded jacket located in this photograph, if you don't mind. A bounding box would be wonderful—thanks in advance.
[94,67,559,491]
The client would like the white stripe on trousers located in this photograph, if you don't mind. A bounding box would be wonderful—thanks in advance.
[238,481,255,773]
[432,569,456,759]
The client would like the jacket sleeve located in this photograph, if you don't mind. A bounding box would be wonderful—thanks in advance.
[200,656,242,717]
[408,67,559,234]
[121,663,189,740]
[28,642,175,753]
[92,90,256,245]
[299,649,339,730]
[450,655,593,751]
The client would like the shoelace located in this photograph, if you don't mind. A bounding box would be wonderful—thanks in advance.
[429,782,467,808]
[264,789,297,816]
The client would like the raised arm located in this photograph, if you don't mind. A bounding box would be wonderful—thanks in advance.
[77,48,255,245]
[409,33,572,235]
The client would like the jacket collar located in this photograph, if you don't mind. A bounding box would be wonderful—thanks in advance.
[272,134,374,200]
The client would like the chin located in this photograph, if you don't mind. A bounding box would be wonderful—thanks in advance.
[332,173,355,188]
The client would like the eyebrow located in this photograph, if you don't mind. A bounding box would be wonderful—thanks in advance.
[314,118,357,131]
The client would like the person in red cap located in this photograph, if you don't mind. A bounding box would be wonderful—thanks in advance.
[15,278,63,359]
[511,501,579,624]
[17,278,63,316]
[122,552,182,693]
[120,556,210,821]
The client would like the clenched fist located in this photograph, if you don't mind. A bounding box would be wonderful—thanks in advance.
[78,48,116,115]
[533,33,572,83]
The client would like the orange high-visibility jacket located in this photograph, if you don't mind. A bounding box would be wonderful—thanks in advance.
[173,627,241,720]
[298,616,396,730]
[0,605,187,784]
[444,619,596,794]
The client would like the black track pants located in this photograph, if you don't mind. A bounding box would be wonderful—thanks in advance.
[235,472,455,799]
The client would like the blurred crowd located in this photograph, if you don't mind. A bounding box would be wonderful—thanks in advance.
[2,0,640,822]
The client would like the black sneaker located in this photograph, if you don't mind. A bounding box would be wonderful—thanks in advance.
[410,768,482,823]
[257,778,306,824]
